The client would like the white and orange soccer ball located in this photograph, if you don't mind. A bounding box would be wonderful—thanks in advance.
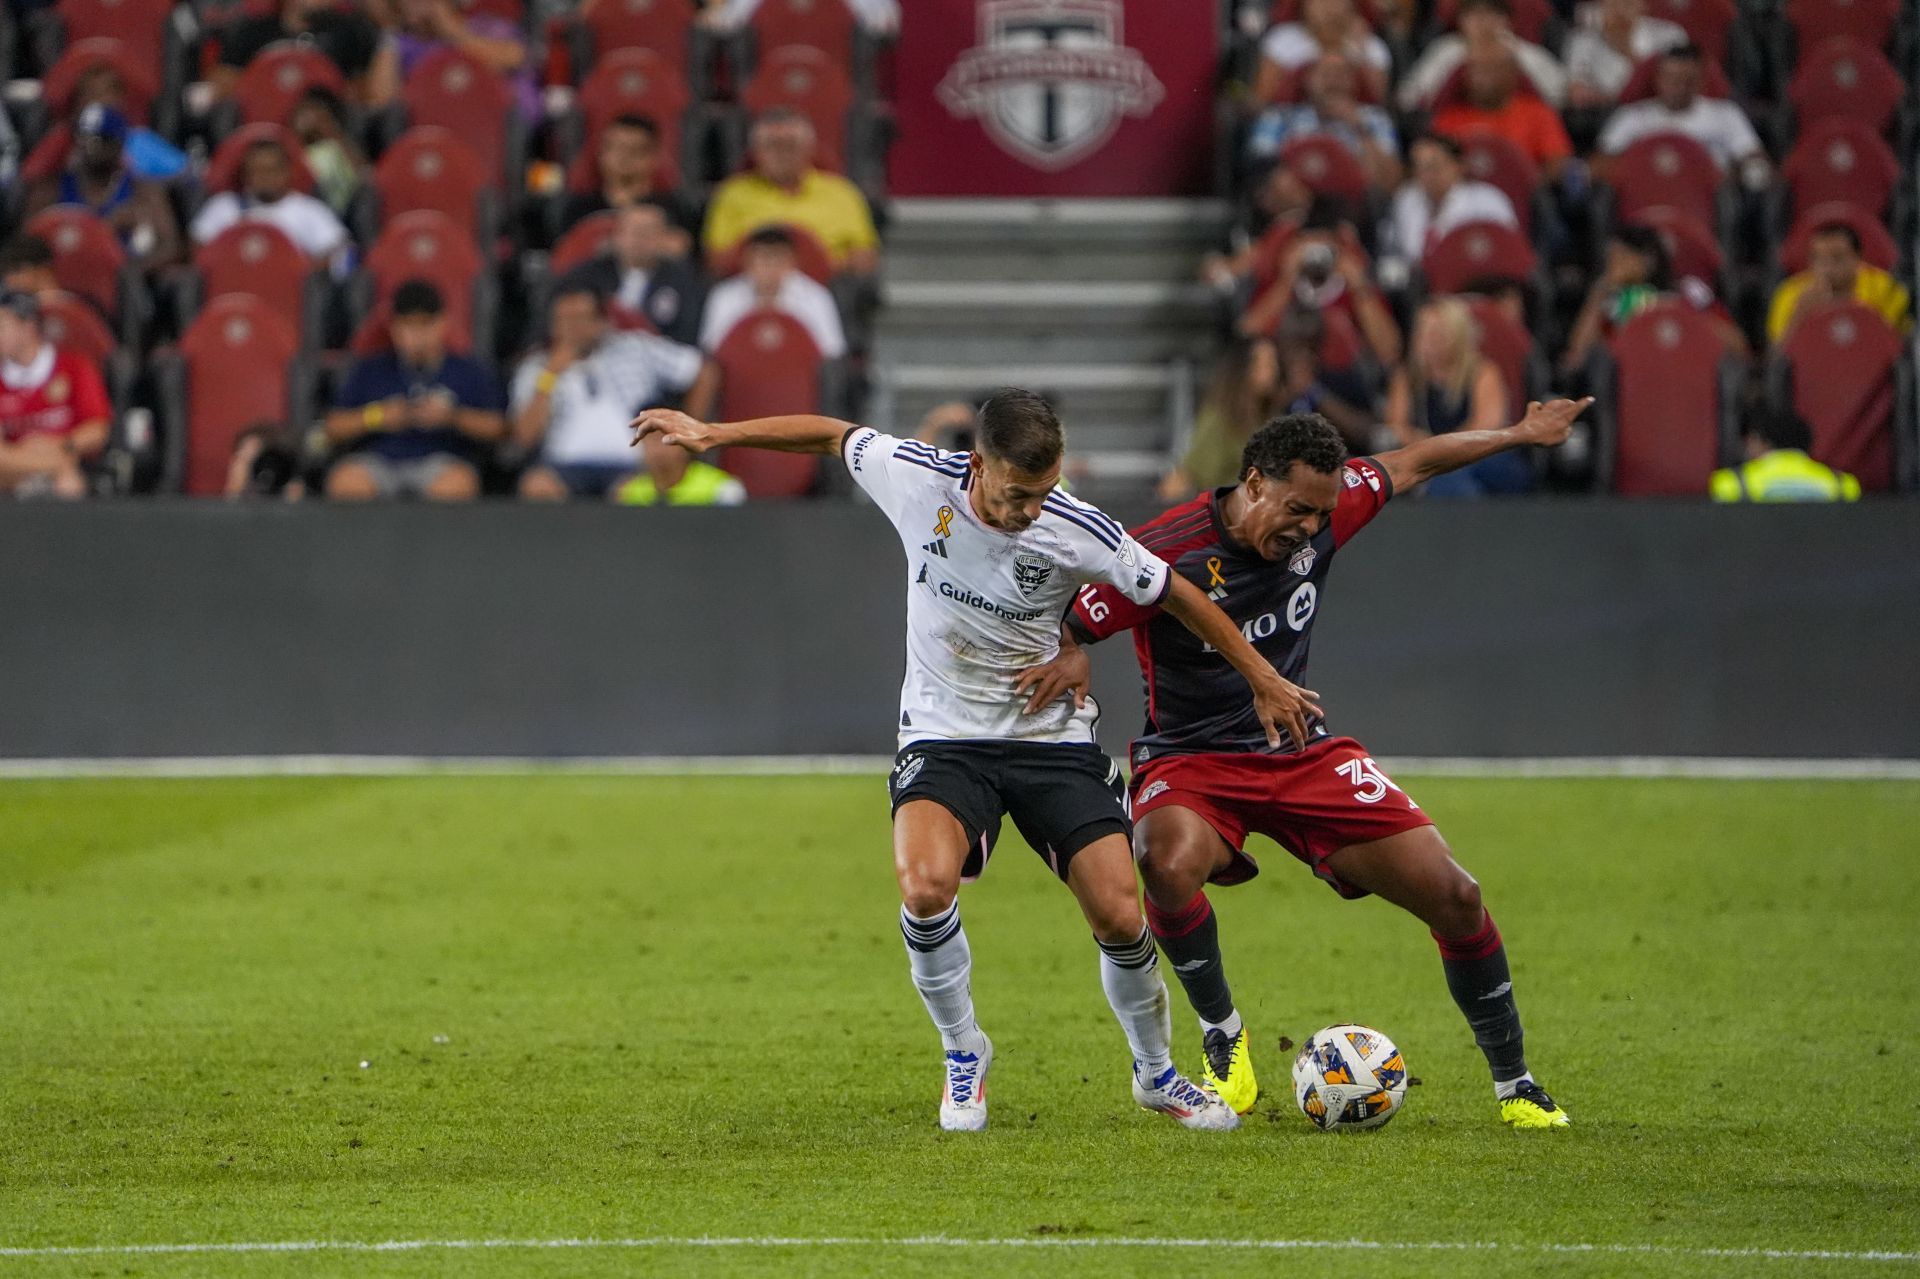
[1291,1024,1409,1131]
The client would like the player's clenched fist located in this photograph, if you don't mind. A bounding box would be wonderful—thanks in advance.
[631,408,720,452]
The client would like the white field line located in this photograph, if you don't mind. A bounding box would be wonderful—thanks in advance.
[0,1236,1915,1263]
[0,755,1916,780]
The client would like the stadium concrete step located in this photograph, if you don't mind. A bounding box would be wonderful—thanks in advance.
[872,198,1230,475]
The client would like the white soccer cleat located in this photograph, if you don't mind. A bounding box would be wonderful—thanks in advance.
[1133,1062,1240,1130]
[939,1035,992,1132]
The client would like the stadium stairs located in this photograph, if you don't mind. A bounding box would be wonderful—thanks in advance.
[871,198,1231,497]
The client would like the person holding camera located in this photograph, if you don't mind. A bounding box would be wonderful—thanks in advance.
[323,279,506,500]
[1237,210,1401,409]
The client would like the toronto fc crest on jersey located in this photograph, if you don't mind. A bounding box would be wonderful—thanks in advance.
[936,0,1165,171]
[1288,543,1317,576]
[1013,550,1055,597]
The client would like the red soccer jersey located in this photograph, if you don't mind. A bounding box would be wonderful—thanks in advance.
[0,346,111,445]
[1071,456,1393,765]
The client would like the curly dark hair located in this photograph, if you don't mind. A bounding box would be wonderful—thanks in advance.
[1240,413,1347,482]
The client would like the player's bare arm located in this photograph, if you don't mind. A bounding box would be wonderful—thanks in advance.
[1013,622,1091,715]
[1160,573,1320,749]
[1377,397,1593,494]
[631,409,851,456]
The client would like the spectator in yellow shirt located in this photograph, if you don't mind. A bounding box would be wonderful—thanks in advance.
[703,109,879,275]
[1766,222,1913,344]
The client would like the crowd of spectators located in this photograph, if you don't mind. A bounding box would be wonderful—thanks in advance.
[0,0,891,500]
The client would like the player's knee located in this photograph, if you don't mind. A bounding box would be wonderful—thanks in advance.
[1435,869,1484,935]
[897,868,958,920]
[1083,890,1146,944]
[1138,840,1211,911]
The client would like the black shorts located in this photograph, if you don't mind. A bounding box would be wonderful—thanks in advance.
[888,739,1131,882]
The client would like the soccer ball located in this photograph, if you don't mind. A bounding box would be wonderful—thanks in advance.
[1291,1024,1409,1132]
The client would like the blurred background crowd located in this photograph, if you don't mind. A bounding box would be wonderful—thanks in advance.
[0,0,1909,504]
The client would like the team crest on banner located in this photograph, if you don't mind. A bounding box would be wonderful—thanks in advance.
[937,0,1165,170]
[1013,550,1055,597]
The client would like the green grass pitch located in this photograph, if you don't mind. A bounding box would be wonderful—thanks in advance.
[2,773,1916,1277]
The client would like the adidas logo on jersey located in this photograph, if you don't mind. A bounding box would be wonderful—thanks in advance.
[922,539,949,558]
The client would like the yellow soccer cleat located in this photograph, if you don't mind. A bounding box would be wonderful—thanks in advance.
[1500,1080,1571,1130]
[1201,1026,1259,1115]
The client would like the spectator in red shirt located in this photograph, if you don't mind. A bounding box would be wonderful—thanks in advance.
[1431,45,1574,179]
[0,291,110,499]
[1238,208,1402,399]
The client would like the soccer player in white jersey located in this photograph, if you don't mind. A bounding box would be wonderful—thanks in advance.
[632,391,1318,1132]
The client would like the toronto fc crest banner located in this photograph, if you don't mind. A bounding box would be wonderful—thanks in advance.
[891,0,1218,196]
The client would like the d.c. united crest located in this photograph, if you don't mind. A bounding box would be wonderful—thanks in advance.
[936,0,1165,170]
[1012,550,1055,597]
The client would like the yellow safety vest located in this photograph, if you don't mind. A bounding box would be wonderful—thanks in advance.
[616,462,747,507]
[1709,450,1861,503]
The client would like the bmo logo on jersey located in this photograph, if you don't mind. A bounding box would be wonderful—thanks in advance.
[1202,583,1318,651]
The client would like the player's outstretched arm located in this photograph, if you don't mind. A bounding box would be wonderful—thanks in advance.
[630,408,854,456]
[1161,574,1322,749]
[1376,397,1593,494]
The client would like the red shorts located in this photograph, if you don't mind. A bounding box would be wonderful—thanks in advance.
[1129,737,1433,899]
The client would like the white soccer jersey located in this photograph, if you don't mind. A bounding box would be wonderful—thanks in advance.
[841,427,1172,747]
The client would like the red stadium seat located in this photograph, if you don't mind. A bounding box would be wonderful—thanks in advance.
[715,310,824,496]
[1463,296,1535,417]
[1615,52,1732,104]
[1779,117,1900,220]
[748,0,859,63]
[1278,135,1371,209]
[1606,132,1720,227]
[550,210,616,275]
[1422,220,1536,294]
[1784,0,1898,52]
[467,0,523,23]
[372,127,491,243]
[1629,207,1724,285]
[1787,37,1903,135]
[401,46,516,183]
[26,207,125,319]
[351,210,488,356]
[233,41,348,125]
[193,222,317,348]
[577,47,693,169]
[1433,0,1552,41]
[1456,132,1540,235]
[43,38,159,124]
[742,45,855,172]
[204,122,318,195]
[1606,301,1733,494]
[39,291,116,365]
[52,0,174,79]
[1645,0,1737,61]
[705,220,835,284]
[1778,301,1904,490]
[171,294,301,497]
[578,0,698,65]
[1779,201,1899,273]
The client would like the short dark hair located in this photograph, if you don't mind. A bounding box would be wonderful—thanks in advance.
[606,113,659,140]
[1811,221,1862,254]
[1614,223,1673,288]
[976,388,1063,473]
[0,234,54,274]
[743,225,797,252]
[1411,131,1464,163]
[1241,413,1347,482]
[1457,0,1512,17]
[1756,406,1813,452]
[1661,41,1705,64]
[392,278,444,318]
[551,279,607,313]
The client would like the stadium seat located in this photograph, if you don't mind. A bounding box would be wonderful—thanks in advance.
[746,0,858,61]
[1784,0,1898,53]
[41,290,138,424]
[573,46,696,174]
[42,37,159,125]
[1421,220,1537,296]
[1778,117,1900,221]
[349,210,494,357]
[467,0,523,23]
[399,46,522,190]
[741,44,857,173]
[1773,301,1906,491]
[1778,201,1899,274]
[34,0,178,107]
[1786,37,1904,136]
[1599,301,1743,494]
[1464,295,1544,419]
[364,126,496,247]
[1646,0,1738,64]
[157,293,306,496]
[232,41,348,125]
[706,220,835,284]
[1456,132,1541,237]
[1601,132,1725,240]
[715,309,828,496]
[570,0,699,73]
[549,210,616,277]
[185,221,326,353]
[25,206,145,343]
[1278,136,1372,211]
[1628,207,1725,288]
[203,121,319,197]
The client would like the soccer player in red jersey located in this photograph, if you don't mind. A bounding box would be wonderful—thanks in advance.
[0,290,109,498]
[1053,398,1590,1129]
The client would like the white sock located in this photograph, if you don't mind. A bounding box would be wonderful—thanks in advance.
[900,903,982,1051]
[1201,1009,1244,1039]
[1097,928,1174,1076]
[1494,1072,1535,1100]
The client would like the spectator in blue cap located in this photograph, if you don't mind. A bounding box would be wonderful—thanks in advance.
[23,104,182,270]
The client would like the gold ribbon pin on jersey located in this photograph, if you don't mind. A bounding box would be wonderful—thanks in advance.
[934,505,954,537]
[1206,556,1226,589]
